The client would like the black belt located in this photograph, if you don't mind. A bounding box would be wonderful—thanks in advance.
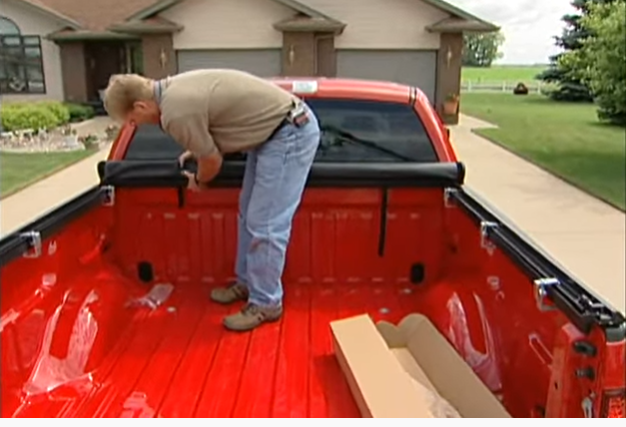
[264,101,310,142]
[265,117,290,142]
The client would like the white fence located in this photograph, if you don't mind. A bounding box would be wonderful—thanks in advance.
[461,80,545,94]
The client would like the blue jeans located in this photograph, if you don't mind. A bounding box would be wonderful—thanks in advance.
[235,104,320,307]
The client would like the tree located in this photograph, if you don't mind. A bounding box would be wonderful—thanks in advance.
[562,0,626,124]
[537,0,617,102]
[462,32,505,68]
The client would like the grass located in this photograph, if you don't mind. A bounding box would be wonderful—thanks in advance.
[0,149,97,198]
[462,65,547,83]
[460,93,626,210]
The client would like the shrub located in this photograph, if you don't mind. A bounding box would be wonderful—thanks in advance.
[0,101,74,132]
[0,101,95,132]
[513,82,529,95]
[1,104,61,132]
[38,101,70,124]
[65,103,95,122]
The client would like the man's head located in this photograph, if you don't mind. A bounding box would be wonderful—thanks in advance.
[103,74,160,125]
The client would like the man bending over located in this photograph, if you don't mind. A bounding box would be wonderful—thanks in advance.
[103,69,321,332]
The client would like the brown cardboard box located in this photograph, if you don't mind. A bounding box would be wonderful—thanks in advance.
[330,314,436,418]
[330,313,511,418]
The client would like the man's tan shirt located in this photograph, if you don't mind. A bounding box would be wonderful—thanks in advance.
[159,69,297,156]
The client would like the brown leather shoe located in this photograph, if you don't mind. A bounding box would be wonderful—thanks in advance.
[223,303,282,332]
[210,282,249,305]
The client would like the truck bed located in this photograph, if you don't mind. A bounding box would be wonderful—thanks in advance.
[3,159,624,418]
[6,264,434,418]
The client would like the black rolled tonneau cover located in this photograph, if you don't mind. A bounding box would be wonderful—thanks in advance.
[97,160,466,188]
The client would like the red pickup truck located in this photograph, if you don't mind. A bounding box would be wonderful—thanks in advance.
[1,78,624,418]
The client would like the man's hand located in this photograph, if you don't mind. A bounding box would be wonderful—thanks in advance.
[178,150,195,168]
[179,150,222,192]
[182,170,203,192]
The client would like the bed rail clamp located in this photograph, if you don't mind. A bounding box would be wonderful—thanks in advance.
[444,187,458,208]
[102,185,115,206]
[21,231,42,259]
[534,277,560,312]
[480,221,498,254]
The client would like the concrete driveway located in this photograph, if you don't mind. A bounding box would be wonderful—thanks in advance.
[0,145,110,237]
[451,114,625,314]
[0,117,114,237]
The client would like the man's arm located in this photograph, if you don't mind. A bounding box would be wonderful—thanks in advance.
[164,115,223,185]
[195,152,223,184]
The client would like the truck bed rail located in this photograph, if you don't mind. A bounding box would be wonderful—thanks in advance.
[0,187,107,267]
[447,187,625,341]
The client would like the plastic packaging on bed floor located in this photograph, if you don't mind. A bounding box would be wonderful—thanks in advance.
[127,283,174,310]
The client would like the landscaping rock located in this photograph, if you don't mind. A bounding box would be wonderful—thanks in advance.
[0,118,117,153]
[61,134,86,151]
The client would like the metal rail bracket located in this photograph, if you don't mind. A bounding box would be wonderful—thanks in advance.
[534,277,560,312]
[102,185,115,206]
[444,187,458,209]
[480,221,498,254]
[20,231,42,259]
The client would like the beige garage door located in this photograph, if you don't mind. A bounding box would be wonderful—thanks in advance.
[177,49,282,77]
[336,50,437,104]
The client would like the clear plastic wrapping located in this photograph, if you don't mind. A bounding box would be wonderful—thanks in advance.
[127,283,174,310]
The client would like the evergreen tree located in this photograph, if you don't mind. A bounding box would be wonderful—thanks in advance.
[538,0,616,102]
[564,0,626,124]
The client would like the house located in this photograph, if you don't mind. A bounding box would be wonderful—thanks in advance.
[0,0,498,123]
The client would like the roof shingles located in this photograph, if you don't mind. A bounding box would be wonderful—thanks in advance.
[25,0,161,31]
[18,0,498,35]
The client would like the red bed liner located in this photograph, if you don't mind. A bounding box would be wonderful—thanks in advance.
[7,270,426,418]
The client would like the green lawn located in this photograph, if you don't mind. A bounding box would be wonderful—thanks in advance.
[0,149,97,198]
[462,65,547,83]
[460,93,626,210]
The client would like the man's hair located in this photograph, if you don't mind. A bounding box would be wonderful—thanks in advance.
[103,74,154,121]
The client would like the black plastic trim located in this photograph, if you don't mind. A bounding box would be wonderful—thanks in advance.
[177,187,185,208]
[572,341,597,357]
[97,160,466,189]
[378,187,389,257]
[455,162,466,185]
[0,187,105,267]
[450,188,626,341]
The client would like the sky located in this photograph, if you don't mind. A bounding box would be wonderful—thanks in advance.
[449,0,577,64]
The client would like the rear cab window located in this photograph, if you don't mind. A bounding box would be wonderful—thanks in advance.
[124,97,438,163]
[307,98,437,163]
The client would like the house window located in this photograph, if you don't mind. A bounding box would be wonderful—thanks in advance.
[0,16,46,94]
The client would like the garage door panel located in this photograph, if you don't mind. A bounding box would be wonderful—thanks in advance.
[337,50,437,103]
[177,49,281,77]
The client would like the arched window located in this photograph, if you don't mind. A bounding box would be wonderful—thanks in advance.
[0,17,21,35]
[0,15,45,94]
